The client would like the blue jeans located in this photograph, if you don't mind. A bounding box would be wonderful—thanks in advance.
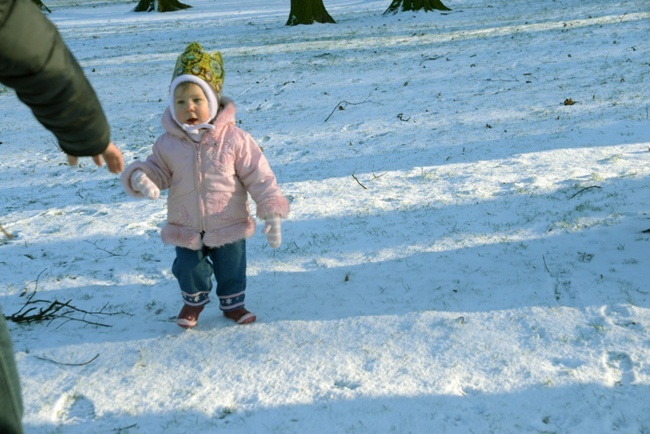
[172,240,247,312]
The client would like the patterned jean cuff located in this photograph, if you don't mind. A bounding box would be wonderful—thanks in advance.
[219,291,245,311]
[181,291,210,306]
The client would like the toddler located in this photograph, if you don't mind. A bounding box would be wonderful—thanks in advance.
[122,42,290,328]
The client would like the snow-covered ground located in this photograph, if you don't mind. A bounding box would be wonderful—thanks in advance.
[1,0,649,432]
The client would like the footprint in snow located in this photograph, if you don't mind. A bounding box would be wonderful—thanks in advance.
[606,351,635,386]
[53,392,96,424]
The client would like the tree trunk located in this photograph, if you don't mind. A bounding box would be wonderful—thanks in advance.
[286,0,335,26]
[384,0,451,15]
[32,0,51,13]
[134,0,191,13]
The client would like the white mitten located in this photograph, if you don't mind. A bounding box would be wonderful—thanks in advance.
[262,216,282,249]
[130,170,160,200]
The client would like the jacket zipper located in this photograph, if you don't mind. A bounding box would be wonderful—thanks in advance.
[195,142,206,233]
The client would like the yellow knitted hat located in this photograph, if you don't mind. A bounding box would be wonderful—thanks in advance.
[171,42,224,96]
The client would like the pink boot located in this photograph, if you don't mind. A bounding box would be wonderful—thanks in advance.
[177,304,205,329]
[223,307,256,324]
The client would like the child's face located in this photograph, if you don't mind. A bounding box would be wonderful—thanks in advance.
[173,82,211,125]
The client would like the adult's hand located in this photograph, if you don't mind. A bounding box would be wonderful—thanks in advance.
[67,142,124,174]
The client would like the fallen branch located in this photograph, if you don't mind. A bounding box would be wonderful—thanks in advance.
[7,290,124,327]
[324,88,376,122]
[350,171,387,190]
[569,185,601,199]
[351,173,367,189]
[85,240,129,257]
[0,223,13,239]
[34,353,99,366]
[20,268,48,296]
[419,55,444,66]
[114,424,139,433]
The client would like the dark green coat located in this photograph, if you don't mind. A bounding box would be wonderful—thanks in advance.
[0,0,110,156]
[0,310,22,434]
[1,2,113,433]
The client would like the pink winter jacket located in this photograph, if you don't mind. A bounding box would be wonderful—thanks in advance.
[121,97,290,250]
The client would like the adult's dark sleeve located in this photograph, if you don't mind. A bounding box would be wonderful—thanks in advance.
[0,0,110,156]
[0,308,24,434]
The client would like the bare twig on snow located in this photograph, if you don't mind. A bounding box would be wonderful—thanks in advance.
[34,353,100,366]
[0,223,13,239]
[351,173,367,189]
[569,185,601,199]
[324,88,376,122]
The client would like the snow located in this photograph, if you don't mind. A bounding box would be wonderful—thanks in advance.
[1,0,649,432]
